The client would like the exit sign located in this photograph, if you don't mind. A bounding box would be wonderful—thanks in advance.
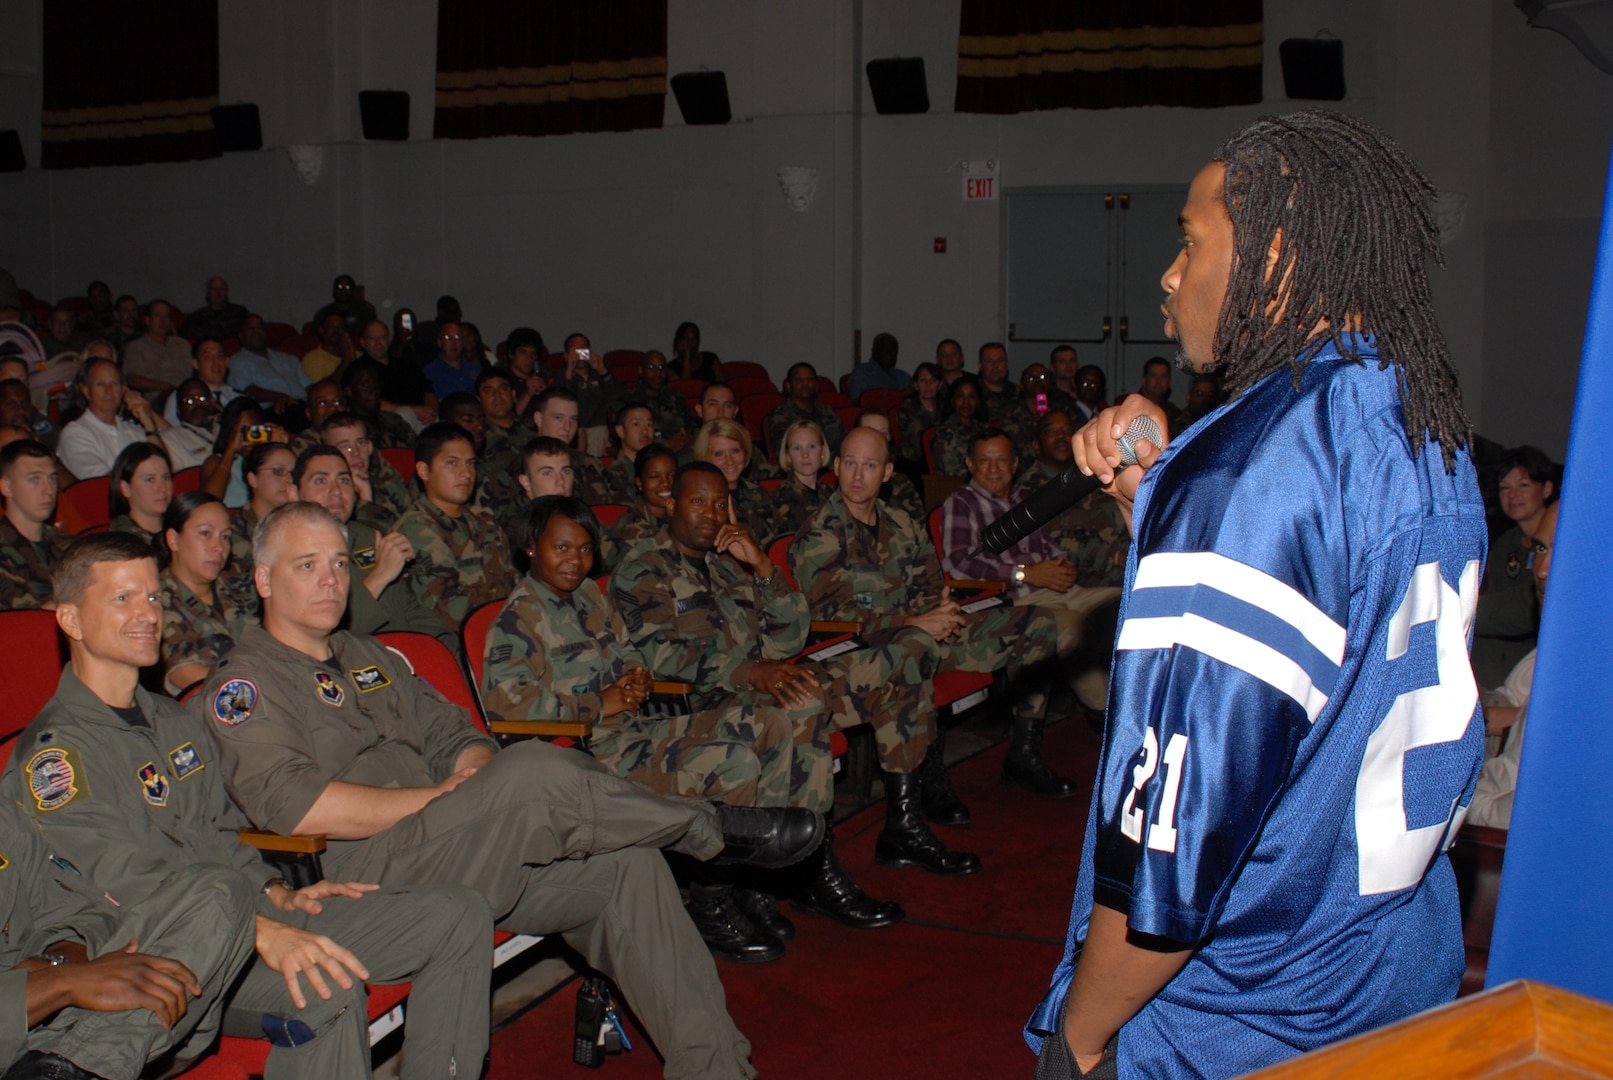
[962,160,999,201]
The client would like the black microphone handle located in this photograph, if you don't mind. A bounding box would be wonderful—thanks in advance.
[974,465,1103,556]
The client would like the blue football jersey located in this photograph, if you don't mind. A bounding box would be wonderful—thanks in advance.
[1028,337,1488,1078]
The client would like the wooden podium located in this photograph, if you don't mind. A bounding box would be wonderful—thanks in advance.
[1243,980,1613,1079]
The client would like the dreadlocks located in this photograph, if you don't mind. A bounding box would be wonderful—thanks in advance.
[1210,110,1472,471]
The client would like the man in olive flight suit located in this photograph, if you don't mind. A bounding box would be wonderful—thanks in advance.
[199,501,822,1080]
[5,532,493,1080]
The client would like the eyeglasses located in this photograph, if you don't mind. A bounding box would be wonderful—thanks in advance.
[179,394,215,406]
[318,397,349,408]
[442,334,462,342]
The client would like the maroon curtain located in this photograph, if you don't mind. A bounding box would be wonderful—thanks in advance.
[434,0,667,140]
[41,0,220,169]
[955,0,1262,114]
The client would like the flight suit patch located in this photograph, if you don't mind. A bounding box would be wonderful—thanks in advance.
[0,850,8,871]
[352,547,377,570]
[27,747,87,812]
[350,665,391,692]
[137,763,169,807]
[213,679,258,726]
[315,672,346,706]
[168,742,204,780]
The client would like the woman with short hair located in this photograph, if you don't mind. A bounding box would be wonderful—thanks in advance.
[107,442,173,546]
[158,491,254,694]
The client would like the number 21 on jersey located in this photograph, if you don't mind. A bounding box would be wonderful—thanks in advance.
[1121,725,1189,853]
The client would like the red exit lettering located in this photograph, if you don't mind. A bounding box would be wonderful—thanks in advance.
[966,177,994,200]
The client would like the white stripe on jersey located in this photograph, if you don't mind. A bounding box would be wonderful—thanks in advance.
[1131,552,1347,663]
[1118,553,1346,723]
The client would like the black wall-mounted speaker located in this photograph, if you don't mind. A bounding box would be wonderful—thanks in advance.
[1280,38,1346,100]
[670,71,731,125]
[359,90,411,141]
[210,103,262,152]
[866,57,929,115]
[0,130,24,172]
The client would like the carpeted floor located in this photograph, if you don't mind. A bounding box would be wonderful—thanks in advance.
[488,715,1101,1077]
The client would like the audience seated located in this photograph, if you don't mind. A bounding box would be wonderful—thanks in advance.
[526,386,609,504]
[106,442,172,545]
[1047,345,1084,419]
[74,279,115,336]
[413,294,462,363]
[766,363,846,459]
[343,356,419,447]
[851,409,924,521]
[8,531,494,1079]
[0,373,63,453]
[199,398,285,506]
[672,320,724,382]
[56,356,169,480]
[486,495,808,963]
[931,374,986,479]
[472,367,530,522]
[302,312,353,383]
[106,294,143,353]
[939,427,1121,713]
[187,276,250,342]
[0,439,71,609]
[515,434,578,502]
[934,337,966,386]
[439,391,489,456]
[422,320,480,399]
[229,313,314,413]
[1133,356,1180,426]
[613,461,937,929]
[601,401,655,504]
[499,326,548,419]
[364,317,437,423]
[693,418,790,546]
[682,382,780,481]
[995,362,1054,469]
[625,348,697,449]
[975,342,1018,423]
[157,490,254,694]
[295,443,435,638]
[1470,504,1558,828]
[287,379,348,456]
[790,428,1070,805]
[160,338,241,426]
[1170,371,1225,438]
[218,440,296,613]
[775,418,832,540]
[42,304,93,358]
[200,501,820,1079]
[895,362,945,473]
[603,441,677,569]
[1073,363,1108,419]
[1010,410,1128,590]
[311,272,378,334]
[393,422,516,652]
[122,300,193,398]
[163,376,227,470]
[1473,445,1559,687]
[846,331,911,403]
[556,332,626,448]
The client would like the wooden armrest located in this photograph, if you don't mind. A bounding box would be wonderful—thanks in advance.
[490,719,594,738]
[651,681,694,695]
[945,579,1002,592]
[239,830,327,854]
[809,620,862,634]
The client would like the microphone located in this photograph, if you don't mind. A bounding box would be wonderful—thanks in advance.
[968,414,1162,557]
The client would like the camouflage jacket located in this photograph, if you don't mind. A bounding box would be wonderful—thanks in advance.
[602,499,665,571]
[481,575,647,732]
[731,475,793,548]
[775,476,831,545]
[995,401,1041,469]
[931,416,986,478]
[366,408,419,450]
[360,454,415,532]
[764,399,847,459]
[980,383,1019,425]
[158,568,257,691]
[788,490,944,634]
[1011,461,1129,588]
[345,519,446,637]
[474,438,526,532]
[612,526,808,710]
[624,383,697,442]
[598,454,637,506]
[884,472,925,523]
[0,516,72,610]
[393,496,516,644]
[216,505,261,614]
[894,399,942,465]
[557,369,626,429]
[570,449,611,505]
[108,515,159,549]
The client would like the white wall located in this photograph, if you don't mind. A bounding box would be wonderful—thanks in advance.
[0,0,1604,454]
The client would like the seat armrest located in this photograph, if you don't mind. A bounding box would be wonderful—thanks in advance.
[239,830,327,854]
[239,830,326,890]
[809,620,862,634]
[651,681,694,695]
[489,719,593,739]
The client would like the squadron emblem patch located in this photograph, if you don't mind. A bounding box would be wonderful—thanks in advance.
[350,665,391,692]
[213,679,258,726]
[168,742,204,780]
[27,748,85,812]
[137,763,169,807]
[315,671,346,707]
[352,547,377,570]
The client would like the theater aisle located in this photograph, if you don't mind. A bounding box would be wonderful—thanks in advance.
[485,713,1101,1077]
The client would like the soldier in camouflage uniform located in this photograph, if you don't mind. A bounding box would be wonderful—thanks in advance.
[602,444,678,571]
[932,376,988,478]
[217,441,296,614]
[157,492,257,694]
[774,418,833,542]
[527,387,612,504]
[1011,410,1128,589]
[894,363,946,469]
[285,380,346,458]
[976,342,1021,423]
[322,413,413,531]
[791,429,1069,813]
[995,364,1057,471]
[0,440,73,609]
[623,350,697,447]
[343,358,419,448]
[764,363,847,459]
[692,418,794,546]
[615,463,972,931]
[849,409,926,521]
[393,423,516,652]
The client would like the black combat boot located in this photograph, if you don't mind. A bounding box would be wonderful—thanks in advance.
[917,729,971,826]
[733,886,796,942]
[714,804,825,868]
[875,772,983,875]
[1000,713,1080,799]
[686,880,785,964]
[792,827,905,929]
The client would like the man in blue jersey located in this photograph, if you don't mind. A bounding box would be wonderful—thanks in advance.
[1030,110,1487,1079]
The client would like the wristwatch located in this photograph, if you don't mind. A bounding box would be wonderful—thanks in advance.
[40,950,69,967]
[261,876,292,896]
[1013,564,1027,585]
